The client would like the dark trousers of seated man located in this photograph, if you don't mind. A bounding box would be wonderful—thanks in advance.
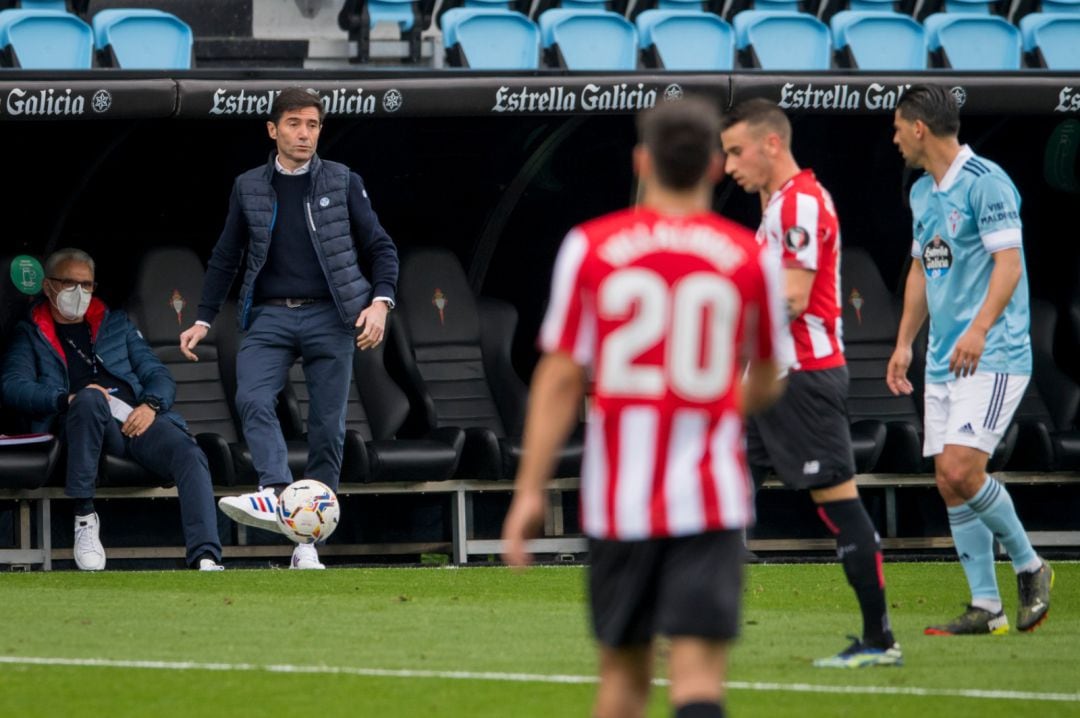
[235,302,354,491]
[64,388,221,565]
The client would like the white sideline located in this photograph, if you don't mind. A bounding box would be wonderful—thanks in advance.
[1,656,1078,703]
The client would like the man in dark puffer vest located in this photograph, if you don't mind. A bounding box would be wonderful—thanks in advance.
[1,249,223,572]
[179,87,399,570]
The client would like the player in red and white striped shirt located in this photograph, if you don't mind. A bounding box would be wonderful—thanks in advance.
[503,98,786,718]
[721,99,901,668]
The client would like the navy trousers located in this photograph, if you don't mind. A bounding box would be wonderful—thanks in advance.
[64,389,221,565]
[235,302,354,491]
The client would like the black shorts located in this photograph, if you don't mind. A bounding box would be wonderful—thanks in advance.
[588,530,744,648]
[747,365,855,490]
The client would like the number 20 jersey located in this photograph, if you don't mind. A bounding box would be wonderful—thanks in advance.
[540,208,789,540]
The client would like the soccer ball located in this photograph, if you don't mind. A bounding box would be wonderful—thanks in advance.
[276,479,340,544]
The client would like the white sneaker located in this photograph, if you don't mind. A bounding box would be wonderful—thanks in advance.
[73,513,106,571]
[291,543,325,570]
[197,558,225,571]
[218,487,283,533]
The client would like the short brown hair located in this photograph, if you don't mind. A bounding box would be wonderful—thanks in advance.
[720,98,792,147]
[637,96,722,190]
[270,87,325,125]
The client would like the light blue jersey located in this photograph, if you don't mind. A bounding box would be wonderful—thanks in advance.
[909,145,1031,384]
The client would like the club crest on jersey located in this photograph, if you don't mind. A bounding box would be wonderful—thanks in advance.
[947,209,963,237]
[922,235,953,278]
[783,226,810,253]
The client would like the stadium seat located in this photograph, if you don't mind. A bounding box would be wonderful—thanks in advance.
[390,247,582,481]
[924,13,1022,69]
[13,1,67,9]
[338,0,424,63]
[733,10,831,69]
[442,8,540,69]
[1006,300,1080,470]
[831,10,927,69]
[1020,13,1080,69]
[637,10,734,69]
[841,249,922,473]
[539,9,638,70]
[0,9,93,69]
[285,344,465,484]
[91,9,193,69]
[940,0,997,11]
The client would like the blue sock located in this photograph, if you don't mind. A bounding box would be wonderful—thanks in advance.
[947,504,1000,606]
[967,476,1039,573]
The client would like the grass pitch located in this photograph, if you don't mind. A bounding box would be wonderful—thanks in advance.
[0,562,1076,717]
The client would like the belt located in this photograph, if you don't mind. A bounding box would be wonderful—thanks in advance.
[260,298,328,308]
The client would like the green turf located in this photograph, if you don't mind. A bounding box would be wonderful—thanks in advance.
[0,562,1075,717]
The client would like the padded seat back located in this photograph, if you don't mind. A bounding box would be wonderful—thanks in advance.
[127,247,239,443]
[396,248,509,436]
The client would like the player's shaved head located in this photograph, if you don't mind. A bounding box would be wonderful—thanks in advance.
[897,84,960,138]
[721,98,792,149]
[637,96,722,190]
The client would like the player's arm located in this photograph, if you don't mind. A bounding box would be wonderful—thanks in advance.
[950,176,1025,378]
[950,247,1022,378]
[502,352,586,569]
[744,358,785,415]
[784,267,815,320]
[887,257,928,395]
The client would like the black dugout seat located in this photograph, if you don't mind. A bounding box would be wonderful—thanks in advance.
[840,248,914,472]
[390,247,583,480]
[0,254,61,489]
[1006,299,1080,470]
[285,341,464,483]
[117,247,241,486]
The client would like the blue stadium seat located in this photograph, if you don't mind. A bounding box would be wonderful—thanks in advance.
[750,0,803,10]
[1041,0,1080,10]
[1020,13,1080,68]
[847,0,903,9]
[637,10,734,69]
[0,9,92,69]
[656,0,708,8]
[16,1,67,9]
[831,10,926,69]
[442,8,540,68]
[733,10,831,69]
[92,9,193,69]
[539,9,638,69]
[368,0,418,31]
[924,13,1021,68]
[940,0,995,11]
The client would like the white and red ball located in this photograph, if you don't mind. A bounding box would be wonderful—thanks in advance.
[276,479,340,544]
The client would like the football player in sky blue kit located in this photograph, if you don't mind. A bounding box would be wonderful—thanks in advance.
[887,85,1053,635]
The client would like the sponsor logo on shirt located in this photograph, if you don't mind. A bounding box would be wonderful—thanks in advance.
[922,235,953,278]
[784,226,811,253]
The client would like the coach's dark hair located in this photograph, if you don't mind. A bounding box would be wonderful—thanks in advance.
[719,98,792,147]
[270,87,325,125]
[896,84,960,138]
[637,96,721,190]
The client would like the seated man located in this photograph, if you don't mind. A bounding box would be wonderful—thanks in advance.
[0,248,223,571]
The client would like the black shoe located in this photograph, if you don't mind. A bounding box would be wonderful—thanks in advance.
[925,605,1009,636]
[1016,558,1053,632]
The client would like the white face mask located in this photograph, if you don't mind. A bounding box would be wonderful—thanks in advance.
[53,285,92,321]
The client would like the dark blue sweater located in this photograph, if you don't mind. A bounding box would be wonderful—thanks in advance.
[253,172,330,302]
